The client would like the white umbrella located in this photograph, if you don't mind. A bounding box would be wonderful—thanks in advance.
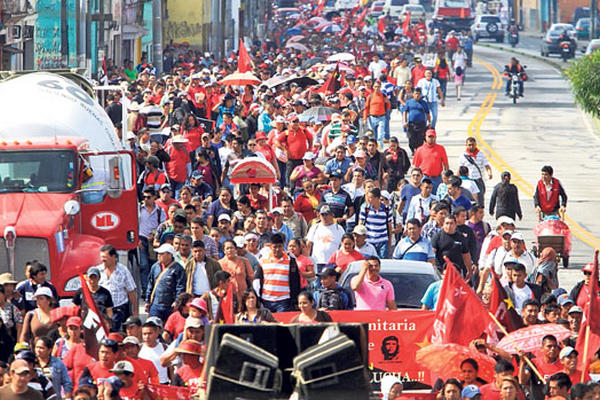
[287,35,305,43]
[286,42,309,51]
[307,16,328,26]
[327,52,355,63]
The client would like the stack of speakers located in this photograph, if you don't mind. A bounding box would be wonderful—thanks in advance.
[204,323,370,399]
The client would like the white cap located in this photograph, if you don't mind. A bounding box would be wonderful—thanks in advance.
[272,207,283,215]
[122,336,141,346]
[497,216,516,227]
[218,214,231,222]
[126,131,137,140]
[155,243,176,256]
[33,286,53,299]
[233,236,246,248]
[110,360,135,374]
[510,232,525,242]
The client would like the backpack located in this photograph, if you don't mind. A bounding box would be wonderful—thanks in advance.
[317,287,346,310]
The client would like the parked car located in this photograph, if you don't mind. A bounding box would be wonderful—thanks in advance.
[339,259,441,309]
[575,18,600,40]
[573,7,590,25]
[585,39,600,54]
[400,4,426,21]
[540,23,577,57]
[470,14,505,42]
[384,0,408,18]
[370,1,386,17]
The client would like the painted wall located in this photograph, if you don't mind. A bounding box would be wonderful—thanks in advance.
[163,0,212,47]
[34,0,78,69]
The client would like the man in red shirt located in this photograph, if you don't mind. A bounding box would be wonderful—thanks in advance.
[412,129,448,192]
[278,113,313,187]
[480,359,525,400]
[519,335,563,399]
[446,31,460,60]
[110,360,143,399]
[122,336,159,385]
[172,340,205,391]
[411,56,427,85]
[165,135,191,198]
[155,184,179,215]
[79,338,119,384]
[559,346,590,384]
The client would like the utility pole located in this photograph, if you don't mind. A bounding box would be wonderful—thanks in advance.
[152,0,163,73]
[591,0,598,41]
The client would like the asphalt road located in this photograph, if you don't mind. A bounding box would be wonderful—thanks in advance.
[389,44,600,292]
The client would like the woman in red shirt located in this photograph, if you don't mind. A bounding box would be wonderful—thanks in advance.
[293,178,321,224]
[182,114,204,154]
[434,54,451,99]
[288,238,315,290]
[327,234,364,274]
[163,293,193,342]
[173,340,205,392]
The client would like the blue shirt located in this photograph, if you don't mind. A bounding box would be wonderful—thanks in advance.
[392,236,435,262]
[403,98,430,123]
[258,112,273,133]
[273,223,294,247]
[400,184,421,215]
[324,157,353,177]
[447,194,472,211]
[421,280,442,310]
[320,188,353,218]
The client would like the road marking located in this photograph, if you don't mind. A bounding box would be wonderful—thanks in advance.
[470,59,600,251]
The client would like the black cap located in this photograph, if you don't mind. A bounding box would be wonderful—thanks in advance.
[16,350,36,363]
[317,267,337,278]
[330,169,344,179]
[123,316,142,327]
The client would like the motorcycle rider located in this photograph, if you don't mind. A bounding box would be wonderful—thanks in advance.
[558,29,575,57]
[508,19,519,44]
[504,57,525,97]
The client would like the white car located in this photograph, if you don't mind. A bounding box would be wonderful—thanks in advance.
[400,4,426,21]
[585,39,600,54]
[384,0,408,18]
[470,14,505,42]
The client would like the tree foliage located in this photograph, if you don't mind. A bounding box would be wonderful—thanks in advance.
[566,51,600,119]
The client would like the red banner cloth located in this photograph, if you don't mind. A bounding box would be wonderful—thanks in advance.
[146,383,192,399]
[274,309,436,386]
[237,38,253,73]
[487,269,523,342]
[576,250,600,376]
[430,263,492,346]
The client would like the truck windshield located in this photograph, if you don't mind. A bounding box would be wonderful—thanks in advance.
[443,0,468,7]
[0,150,76,193]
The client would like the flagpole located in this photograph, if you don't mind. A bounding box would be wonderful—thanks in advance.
[487,311,546,384]
[581,324,591,383]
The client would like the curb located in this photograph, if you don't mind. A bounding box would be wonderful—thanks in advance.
[475,42,566,73]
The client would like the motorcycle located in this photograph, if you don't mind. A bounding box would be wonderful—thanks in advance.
[504,68,526,104]
[560,40,573,62]
[509,32,519,48]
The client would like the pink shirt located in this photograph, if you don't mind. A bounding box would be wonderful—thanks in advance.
[351,275,395,310]
[294,254,314,289]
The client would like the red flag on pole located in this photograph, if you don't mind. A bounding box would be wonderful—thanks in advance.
[488,269,524,335]
[378,17,386,40]
[146,383,192,399]
[219,281,235,324]
[430,260,492,346]
[356,7,368,29]
[402,11,411,35]
[576,251,600,379]
[314,63,341,95]
[79,274,109,359]
[237,38,253,73]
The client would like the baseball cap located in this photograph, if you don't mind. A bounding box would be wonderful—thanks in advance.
[143,316,163,328]
[0,272,17,285]
[317,267,337,278]
[582,262,595,273]
[123,316,142,327]
[302,152,316,160]
[503,257,519,266]
[191,170,204,179]
[510,232,525,242]
[462,385,481,399]
[559,346,578,359]
[353,225,368,235]
[155,243,175,256]
[86,266,101,277]
[184,317,205,330]
[330,169,344,179]
[111,360,135,374]
[272,207,283,215]
[497,216,516,226]
[218,214,231,222]
[557,294,574,307]
[160,183,172,191]
[319,204,333,215]
[10,359,30,374]
[426,129,436,137]
[414,56,422,62]
[33,286,53,299]
[568,306,583,314]
[354,149,367,158]
[245,232,259,241]
[176,339,204,355]
[233,236,246,248]
[501,230,514,238]
[123,336,141,346]
[346,135,357,145]
[66,316,82,328]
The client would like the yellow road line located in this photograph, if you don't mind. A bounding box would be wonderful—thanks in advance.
[469,61,600,251]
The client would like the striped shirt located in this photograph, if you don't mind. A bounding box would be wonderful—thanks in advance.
[359,202,392,244]
[259,253,292,302]
[140,104,163,132]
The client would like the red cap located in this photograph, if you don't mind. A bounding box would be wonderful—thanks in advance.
[66,316,82,328]
[108,332,124,343]
[255,131,267,141]
[426,129,436,137]
[175,339,204,356]
[583,262,595,273]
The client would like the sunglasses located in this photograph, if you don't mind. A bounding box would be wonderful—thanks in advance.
[584,271,592,276]
[143,195,152,199]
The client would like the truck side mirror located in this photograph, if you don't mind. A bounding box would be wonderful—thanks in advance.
[107,156,123,199]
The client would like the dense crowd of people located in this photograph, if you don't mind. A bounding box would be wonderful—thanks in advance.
[0,1,592,400]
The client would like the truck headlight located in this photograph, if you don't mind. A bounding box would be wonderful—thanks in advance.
[64,277,81,292]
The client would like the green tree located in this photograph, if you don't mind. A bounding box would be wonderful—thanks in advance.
[567,51,600,119]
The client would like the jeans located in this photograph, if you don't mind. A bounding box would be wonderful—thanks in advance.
[277,160,287,187]
[505,79,524,96]
[465,48,473,66]
[138,237,152,294]
[262,299,292,313]
[474,177,486,206]
[438,78,448,98]
[384,109,392,142]
[424,175,442,194]
[407,121,426,154]
[112,303,131,332]
[372,242,390,259]
[427,101,439,129]
[149,303,172,322]
[368,115,386,147]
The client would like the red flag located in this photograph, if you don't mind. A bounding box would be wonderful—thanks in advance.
[314,63,341,95]
[378,17,386,40]
[146,383,191,399]
[576,251,600,378]
[237,38,253,73]
[430,260,492,346]
[487,270,523,343]
[356,7,368,29]
[219,281,235,324]
[314,0,325,16]
[79,274,109,359]
[402,11,411,35]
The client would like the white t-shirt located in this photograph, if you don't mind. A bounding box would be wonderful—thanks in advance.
[461,178,480,195]
[306,222,345,264]
[512,284,533,314]
[140,342,169,383]
[416,78,441,103]
[452,51,467,70]
[192,261,210,296]
[356,243,378,258]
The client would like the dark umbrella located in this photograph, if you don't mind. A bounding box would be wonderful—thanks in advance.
[301,57,324,69]
[285,75,319,89]
[299,106,338,122]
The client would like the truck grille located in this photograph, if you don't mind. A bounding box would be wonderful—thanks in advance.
[0,238,50,281]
